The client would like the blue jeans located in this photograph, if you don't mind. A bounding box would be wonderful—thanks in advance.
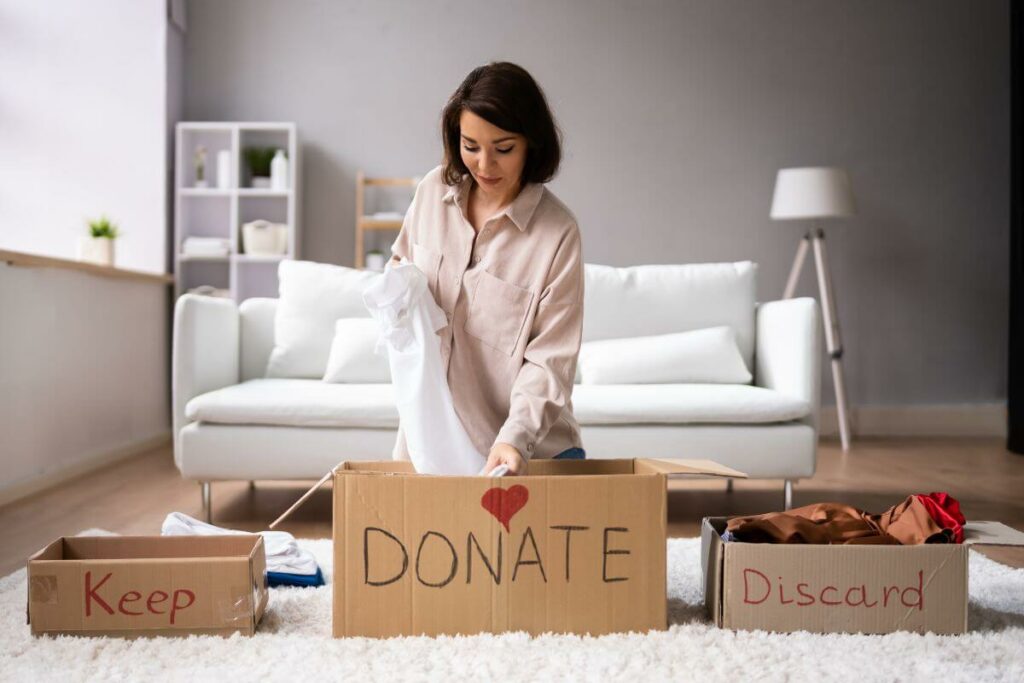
[553,447,586,460]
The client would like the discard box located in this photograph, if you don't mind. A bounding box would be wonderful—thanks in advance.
[28,535,268,637]
[701,516,1024,635]
[332,459,744,638]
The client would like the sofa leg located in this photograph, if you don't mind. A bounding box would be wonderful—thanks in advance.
[784,480,793,511]
[248,480,256,492]
[200,482,212,523]
[725,478,734,493]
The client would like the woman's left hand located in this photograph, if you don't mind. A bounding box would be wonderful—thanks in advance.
[484,443,527,476]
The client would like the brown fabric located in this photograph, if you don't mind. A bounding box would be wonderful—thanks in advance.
[725,496,951,545]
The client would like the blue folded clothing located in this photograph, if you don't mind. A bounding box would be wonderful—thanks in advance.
[267,567,325,588]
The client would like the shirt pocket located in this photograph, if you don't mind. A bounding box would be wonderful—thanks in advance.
[464,269,535,356]
[411,242,442,293]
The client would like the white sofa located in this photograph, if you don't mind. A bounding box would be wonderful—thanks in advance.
[173,261,820,520]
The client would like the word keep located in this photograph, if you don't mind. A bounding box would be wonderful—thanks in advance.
[85,571,196,625]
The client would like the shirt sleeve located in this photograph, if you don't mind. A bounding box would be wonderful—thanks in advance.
[494,225,583,459]
[389,178,423,265]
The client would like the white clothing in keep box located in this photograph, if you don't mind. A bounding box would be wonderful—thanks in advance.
[161,512,318,576]
[362,260,487,475]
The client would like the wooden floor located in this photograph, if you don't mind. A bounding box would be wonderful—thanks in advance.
[2,437,1024,576]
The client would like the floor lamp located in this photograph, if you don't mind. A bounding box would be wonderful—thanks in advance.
[770,167,855,451]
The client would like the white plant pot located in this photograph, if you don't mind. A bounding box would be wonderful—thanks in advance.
[251,176,272,189]
[77,237,115,266]
[365,252,386,272]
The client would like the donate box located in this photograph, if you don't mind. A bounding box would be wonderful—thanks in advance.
[28,535,268,637]
[331,459,744,638]
[701,517,1024,635]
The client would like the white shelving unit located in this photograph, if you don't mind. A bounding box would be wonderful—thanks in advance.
[173,122,300,302]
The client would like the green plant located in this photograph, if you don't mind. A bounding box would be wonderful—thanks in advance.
[243,147,277,177]
[88,215,120,239]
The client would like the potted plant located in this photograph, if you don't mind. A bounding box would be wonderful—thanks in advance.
[243,147,276,188]
[78,215,120,266]
[194,145,208,188]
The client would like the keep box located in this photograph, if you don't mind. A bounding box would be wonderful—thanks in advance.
[27,535,269,637]
[701,516,1024,635]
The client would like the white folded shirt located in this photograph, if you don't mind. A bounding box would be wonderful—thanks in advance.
[182,237,231,256]
[161,512,318,576]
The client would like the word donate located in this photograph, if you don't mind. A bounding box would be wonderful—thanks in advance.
[363,525,633,588]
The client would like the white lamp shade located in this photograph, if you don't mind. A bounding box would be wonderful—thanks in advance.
[770,167,855,220]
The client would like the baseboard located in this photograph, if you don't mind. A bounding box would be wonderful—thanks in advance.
[0,433,171,508]
[819,403,1007,438]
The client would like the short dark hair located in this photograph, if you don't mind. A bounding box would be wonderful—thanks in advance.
[441,62,562,186]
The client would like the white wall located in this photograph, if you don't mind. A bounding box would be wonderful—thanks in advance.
[0,264,170,498]
[0,0,170,274]
[184,0,1010,408]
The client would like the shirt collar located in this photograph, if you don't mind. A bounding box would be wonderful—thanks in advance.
[443,175,545,232]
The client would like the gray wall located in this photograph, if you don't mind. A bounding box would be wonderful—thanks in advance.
[183,0,1010,407]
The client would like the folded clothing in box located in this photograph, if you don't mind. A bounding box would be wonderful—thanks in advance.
[161,512,323,587]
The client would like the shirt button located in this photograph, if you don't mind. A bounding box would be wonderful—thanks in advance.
[454,276,461,285]
[527,443,534,452]
[472,256,480,265]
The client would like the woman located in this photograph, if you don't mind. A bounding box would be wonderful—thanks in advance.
[390,61,585,475]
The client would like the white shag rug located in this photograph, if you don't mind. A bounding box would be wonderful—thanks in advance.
[2,536,1023,682]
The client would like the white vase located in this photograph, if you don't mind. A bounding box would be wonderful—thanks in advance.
[270,149,289,191]
[216,150,232,189]
[77,237,115,266]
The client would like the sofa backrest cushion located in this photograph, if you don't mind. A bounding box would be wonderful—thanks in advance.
[240,297,278,382]
[577,326,752,385]
[583,261,757,368]
[265,260,377,378]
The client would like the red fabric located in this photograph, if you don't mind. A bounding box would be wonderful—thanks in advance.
[914,492,966,543]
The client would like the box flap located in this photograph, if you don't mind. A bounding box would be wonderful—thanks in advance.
[269,467,338,529]
[962,521,1024,546]
[700,518,725,626]
[635,458,748,478]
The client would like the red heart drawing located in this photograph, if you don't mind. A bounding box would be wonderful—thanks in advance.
[480,485,529,532]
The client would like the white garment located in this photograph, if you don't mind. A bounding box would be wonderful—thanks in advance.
[161,512,318,576]
[361,261,486,475]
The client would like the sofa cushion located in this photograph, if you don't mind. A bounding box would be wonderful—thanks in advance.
[265,260,377,379]
[323,318,391,383]
[583,261,757,368]
[186,379,808,429]
[577,326,752,385]
[571,384,810,425]
[185,379,399,428]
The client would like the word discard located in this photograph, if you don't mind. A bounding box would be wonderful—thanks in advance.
[741,568,926,610]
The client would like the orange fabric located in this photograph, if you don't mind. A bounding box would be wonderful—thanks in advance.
[725,496,953,545]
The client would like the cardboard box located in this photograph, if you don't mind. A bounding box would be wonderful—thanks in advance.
[28,535,269,637]
[701,516,1024,635]
[330,459,744,638]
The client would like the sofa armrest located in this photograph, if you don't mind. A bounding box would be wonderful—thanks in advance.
[172,294,240,466]
[755,297,821,427]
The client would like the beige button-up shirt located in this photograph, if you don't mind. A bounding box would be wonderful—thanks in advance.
[389,165,583,461]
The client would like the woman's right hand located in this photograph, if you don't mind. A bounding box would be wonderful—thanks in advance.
[484,443,527,476]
